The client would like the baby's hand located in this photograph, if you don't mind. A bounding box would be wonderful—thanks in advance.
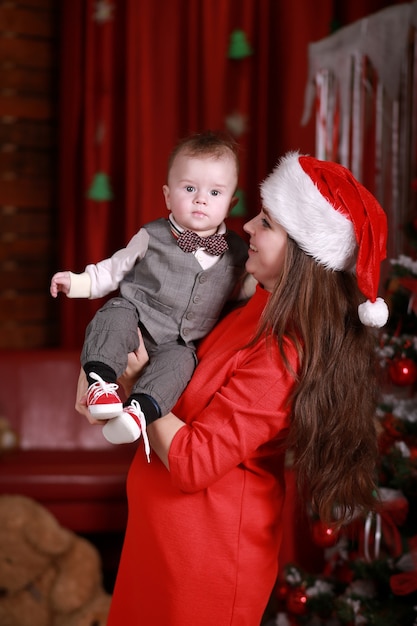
[50,271,71,297]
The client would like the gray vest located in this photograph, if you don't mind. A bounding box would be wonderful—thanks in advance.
[120,218,248,345]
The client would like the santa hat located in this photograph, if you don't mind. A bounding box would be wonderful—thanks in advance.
[260,152,389,328]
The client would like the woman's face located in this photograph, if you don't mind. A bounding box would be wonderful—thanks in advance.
[243,209,288,292]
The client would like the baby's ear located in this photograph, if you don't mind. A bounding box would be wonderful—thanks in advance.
[162,184,170,209]
[228,195,239,213]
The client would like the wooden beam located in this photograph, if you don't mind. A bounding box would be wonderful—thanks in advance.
[0,260,53,291]
[0,38,55,69]
[0,239,54,263]
[0,292,55,321]
[0,150,53,177]
[0,6,56,39]
[0,119,55,148]
[0,179,53,206]
[1,65,56,95]
[12,0,55,9]
[0,321,59,349]
[0,95,54,119]
[0,209,52,236]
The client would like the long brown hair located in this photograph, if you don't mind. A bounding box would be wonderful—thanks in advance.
[256,237,379,526]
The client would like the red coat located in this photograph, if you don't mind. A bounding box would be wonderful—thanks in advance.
[107,285,298,626]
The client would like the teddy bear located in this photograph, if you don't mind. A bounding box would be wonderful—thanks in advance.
[0,494,112,626]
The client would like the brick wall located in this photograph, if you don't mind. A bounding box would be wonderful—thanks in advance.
[0,0,59,348]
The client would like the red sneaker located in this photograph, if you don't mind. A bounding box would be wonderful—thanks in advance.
[87,372,123,419]
[102,400,150,461]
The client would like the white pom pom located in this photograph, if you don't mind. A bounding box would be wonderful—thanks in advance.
[358,297,389,328]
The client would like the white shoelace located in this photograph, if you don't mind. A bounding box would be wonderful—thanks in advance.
[129,399,151,463]
[88,372,120,404]
[88,375,150,459]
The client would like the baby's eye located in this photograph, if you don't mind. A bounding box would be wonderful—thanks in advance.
[186,186,195,193]
[210,190,220,196]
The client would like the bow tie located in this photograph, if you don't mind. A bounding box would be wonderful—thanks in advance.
[176,230,229,256]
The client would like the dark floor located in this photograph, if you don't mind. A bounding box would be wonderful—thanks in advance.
[81,531,125,593]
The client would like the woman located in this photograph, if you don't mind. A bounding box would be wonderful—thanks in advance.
[77,152,388,625]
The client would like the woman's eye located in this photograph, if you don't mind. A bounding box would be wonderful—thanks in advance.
[261,218,270,228]
[186,186,195,192]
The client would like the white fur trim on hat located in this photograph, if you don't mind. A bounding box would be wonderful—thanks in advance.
[260,152,357,271]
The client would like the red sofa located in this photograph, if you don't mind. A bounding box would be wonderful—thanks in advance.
[0,350,136,533]
[0,349,323,575]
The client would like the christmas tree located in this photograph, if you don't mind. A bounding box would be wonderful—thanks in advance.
[266,249,417,626]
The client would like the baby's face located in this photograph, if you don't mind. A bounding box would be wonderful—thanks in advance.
[162,152,238,237]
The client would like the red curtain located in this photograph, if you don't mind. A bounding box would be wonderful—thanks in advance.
[57,0,394,347]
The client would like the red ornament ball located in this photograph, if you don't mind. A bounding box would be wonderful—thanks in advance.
[275,581,289,601]
[286,587,308,615]
[389,358,417,386]
[311,520,339,548]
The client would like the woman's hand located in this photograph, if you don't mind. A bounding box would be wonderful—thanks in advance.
[76,328,150,423]
[118,331,150,396]
[75,367,99,423]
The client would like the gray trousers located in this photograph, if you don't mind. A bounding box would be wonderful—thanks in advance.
[81,297,197,415]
